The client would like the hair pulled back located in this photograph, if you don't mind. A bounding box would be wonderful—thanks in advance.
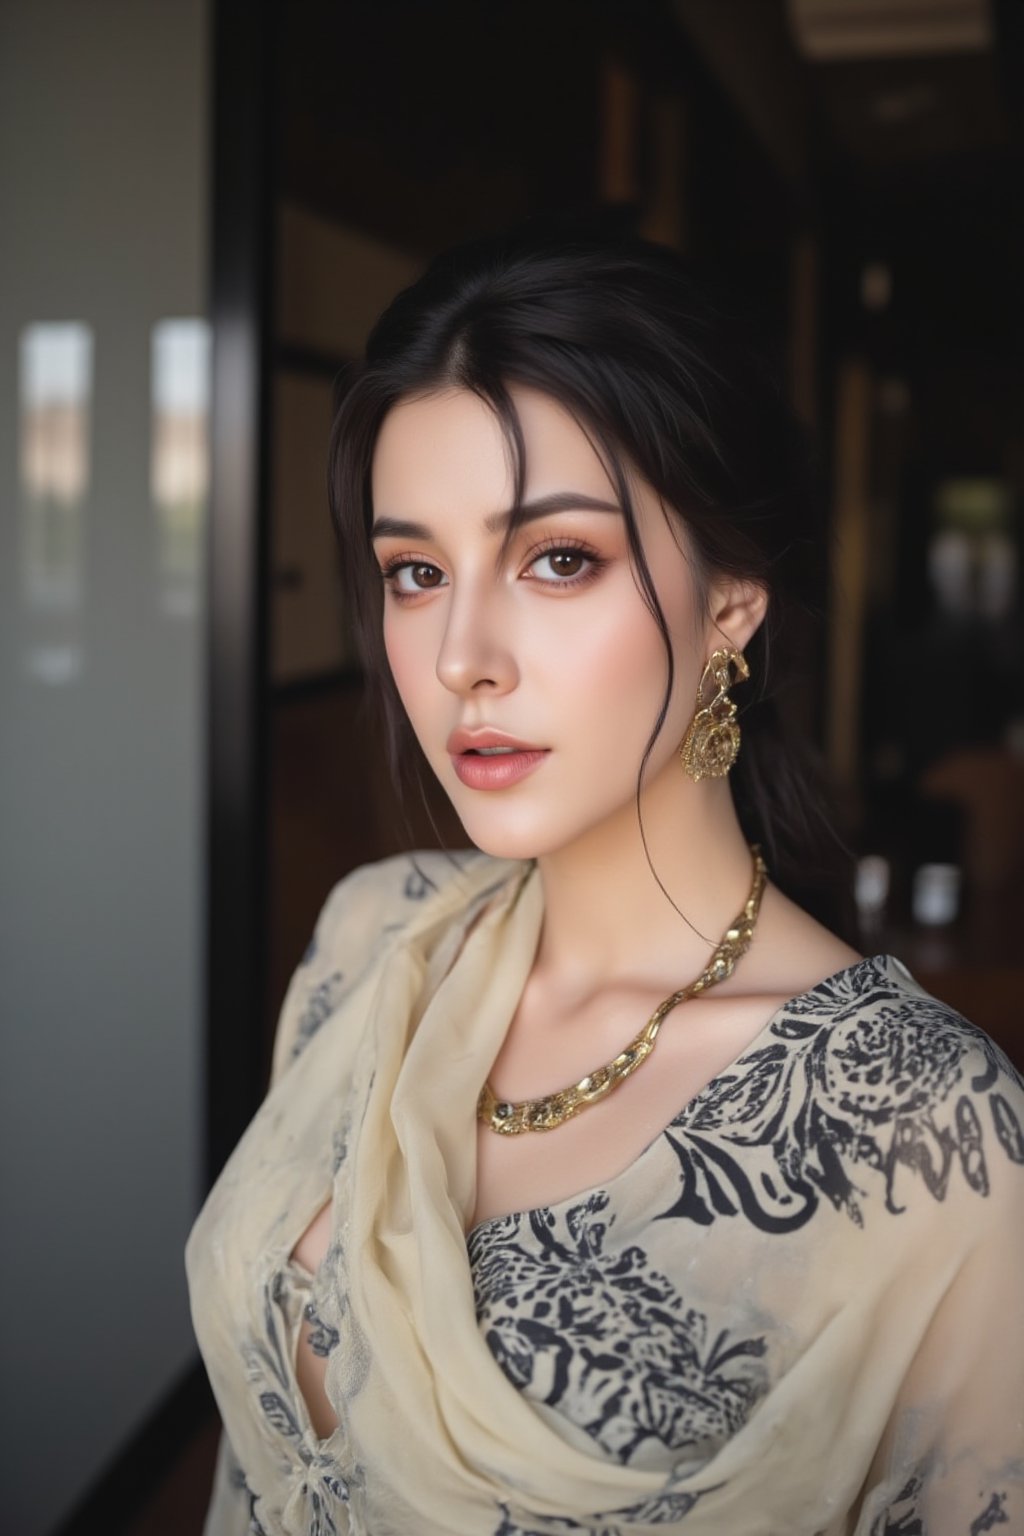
[329,224,847,916]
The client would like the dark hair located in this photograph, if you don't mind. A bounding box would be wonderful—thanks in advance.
[329,225,851,922]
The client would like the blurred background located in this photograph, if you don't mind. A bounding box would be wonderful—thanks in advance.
[1,0,1021,1530]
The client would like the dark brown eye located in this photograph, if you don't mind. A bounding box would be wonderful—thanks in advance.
[530,548,591,582]
[384,560,448,596]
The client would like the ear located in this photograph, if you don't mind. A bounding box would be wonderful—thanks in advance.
[704,576,768,655]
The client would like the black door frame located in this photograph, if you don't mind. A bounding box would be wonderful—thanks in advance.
[205,0,278,1185]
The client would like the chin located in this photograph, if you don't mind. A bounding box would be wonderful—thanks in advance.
[440,792,536,858]
[454,819,549,863]
[434,761,634,863]
[448,801,596,863]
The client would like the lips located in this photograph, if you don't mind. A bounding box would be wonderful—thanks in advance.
[446,727,550,790]
[446,727,547,756]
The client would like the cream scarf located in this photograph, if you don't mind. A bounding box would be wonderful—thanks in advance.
[187,851,1024,1536]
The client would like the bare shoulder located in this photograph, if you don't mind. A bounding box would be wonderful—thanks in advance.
[741,878,862,1001]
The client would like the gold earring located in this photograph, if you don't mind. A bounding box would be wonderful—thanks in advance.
[679,648,750,782]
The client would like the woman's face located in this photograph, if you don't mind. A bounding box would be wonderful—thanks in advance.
[370,385,709,861]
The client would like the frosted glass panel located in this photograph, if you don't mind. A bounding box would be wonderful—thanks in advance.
[0,3,209,1532]
[152,318,210,617]
[19,321,93,682]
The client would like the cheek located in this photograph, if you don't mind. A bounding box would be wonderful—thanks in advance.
[382,612,430,720]
[528,586,685,741]
[549,580,684,697]
[574,626,657,712]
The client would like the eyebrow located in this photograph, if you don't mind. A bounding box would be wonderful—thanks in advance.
[370,491,621,542]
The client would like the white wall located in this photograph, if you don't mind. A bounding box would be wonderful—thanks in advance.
[0,3,209,1530]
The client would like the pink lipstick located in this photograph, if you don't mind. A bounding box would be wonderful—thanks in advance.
[447,728,549,791]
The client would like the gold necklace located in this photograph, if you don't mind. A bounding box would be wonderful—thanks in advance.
[476,845,768,1135]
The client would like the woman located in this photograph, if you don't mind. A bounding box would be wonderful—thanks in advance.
[186,230,1024,1535]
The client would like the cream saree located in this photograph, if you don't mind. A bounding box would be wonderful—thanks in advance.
[186,851,1024,1535]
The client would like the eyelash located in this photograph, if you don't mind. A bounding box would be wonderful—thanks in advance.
[378,537,607,602]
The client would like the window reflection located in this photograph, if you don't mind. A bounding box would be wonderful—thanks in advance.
[19,322,92,683]
[151,319,210,618]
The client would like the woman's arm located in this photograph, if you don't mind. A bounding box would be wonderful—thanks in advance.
[853,1099,1024,1533]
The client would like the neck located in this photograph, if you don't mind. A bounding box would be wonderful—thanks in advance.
[533,761,757,995]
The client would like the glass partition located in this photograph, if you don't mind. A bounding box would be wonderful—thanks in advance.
[0,4,209,1531]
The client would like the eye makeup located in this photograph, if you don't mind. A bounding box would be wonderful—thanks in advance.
[378,535,609,602]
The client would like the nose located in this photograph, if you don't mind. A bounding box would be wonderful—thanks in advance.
[435,585,519,697]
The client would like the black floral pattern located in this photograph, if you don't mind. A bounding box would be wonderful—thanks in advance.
[493,1480,720,1534]
[868,1467,926,1536]
[289,971,346,1063]
[465,959,1024,1534]
[241,1270,352,1526]
[868,1464,1009,1536]
[304,1300,339,1357]
[656,959,1024,1232]
[470,1192,769,1468]
[404,863,435,900]
[224,1445,270,1536]
[217,934,1024,1535]
[971,1491,1009,1533]
[494,1505,614,1536]
[243,1271,295,1430]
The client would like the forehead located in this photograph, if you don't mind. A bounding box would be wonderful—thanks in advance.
[370,385,618,516]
